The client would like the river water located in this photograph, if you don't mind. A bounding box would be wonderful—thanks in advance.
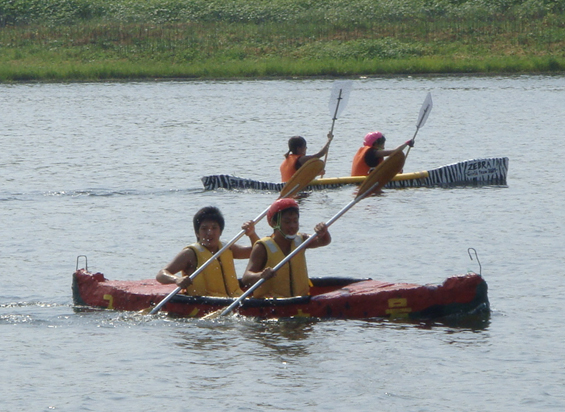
[1,75,564,411]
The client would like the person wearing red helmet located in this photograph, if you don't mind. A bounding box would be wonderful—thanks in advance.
[156,206,259,297]
[242,198,331,298]
[280,133,333,182]
[351,131,414,176]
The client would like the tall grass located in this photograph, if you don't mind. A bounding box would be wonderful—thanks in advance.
[0,0,564,80]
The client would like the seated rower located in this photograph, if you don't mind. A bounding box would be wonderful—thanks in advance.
[242,198,331,298]
[351,131,413,176]
[280,133,333,182]
[156,206,259,297]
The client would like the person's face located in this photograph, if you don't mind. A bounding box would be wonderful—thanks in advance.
[197,219,222,248]
[374,137,386,149]
[279,210,299,237]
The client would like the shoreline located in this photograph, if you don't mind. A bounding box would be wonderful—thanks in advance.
[1,70,564,84]
[1,58,563,83]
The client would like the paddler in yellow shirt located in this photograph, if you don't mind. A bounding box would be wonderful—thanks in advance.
[242,198,331,298]
[156,206,259,297]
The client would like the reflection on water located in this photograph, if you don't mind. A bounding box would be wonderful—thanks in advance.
[238,320,316,358]
[173,317,317,358]
[359,312,491,332]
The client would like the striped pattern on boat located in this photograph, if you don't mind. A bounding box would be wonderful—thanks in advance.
[201,157,509,191]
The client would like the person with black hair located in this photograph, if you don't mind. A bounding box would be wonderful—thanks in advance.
[280,133,333,182]
[156,206,259,297]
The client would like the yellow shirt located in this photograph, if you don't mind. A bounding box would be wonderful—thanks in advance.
[182,242,243,297]
[252,235,310,298]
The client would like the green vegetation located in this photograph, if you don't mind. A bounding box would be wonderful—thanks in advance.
[1,0,564,81]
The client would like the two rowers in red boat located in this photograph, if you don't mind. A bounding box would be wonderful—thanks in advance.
[156,200,330,299]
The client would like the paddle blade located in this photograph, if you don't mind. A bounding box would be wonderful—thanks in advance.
[329,81,353,119]
[416,92,433,129]
[357,150,406,198]
[280,158,324,198]
[201,308,224,320]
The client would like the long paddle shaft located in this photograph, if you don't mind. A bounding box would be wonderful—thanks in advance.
[216,150,406,318]
[405,92,433,159]
[322,81,352,175]
[148,158,325,315]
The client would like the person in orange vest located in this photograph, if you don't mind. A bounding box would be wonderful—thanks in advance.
[280,133,333,182]
[351,131,414,176]
[242,198,331,298]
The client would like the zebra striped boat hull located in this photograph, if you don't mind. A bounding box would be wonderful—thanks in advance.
[201,157,509,191]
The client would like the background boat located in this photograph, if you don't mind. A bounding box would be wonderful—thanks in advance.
[202,157,509,191]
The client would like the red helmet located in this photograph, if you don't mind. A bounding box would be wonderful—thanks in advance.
[267,198,299,227]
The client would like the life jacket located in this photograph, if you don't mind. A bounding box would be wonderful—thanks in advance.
[252,235,310,298]
[351,146,372,176]
[280,154,303,182]
[182,242,243,297]
[351,146,382,176]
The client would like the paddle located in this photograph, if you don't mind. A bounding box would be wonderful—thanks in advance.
[405,92,433,159]
[206,148,406,319]
[321,80,353,176]
[146,158,325,315]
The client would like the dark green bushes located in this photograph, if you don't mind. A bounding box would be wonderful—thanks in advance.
[1,0,564,26]
[0,0,563,80]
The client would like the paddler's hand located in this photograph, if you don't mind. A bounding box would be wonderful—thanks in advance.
[314,222,328,237]
[176,275,193,289]
[312,222,331,246]
[242,220,256,237]
[260,267,276,280]
[327,132,334,141]
[405,139,415,147]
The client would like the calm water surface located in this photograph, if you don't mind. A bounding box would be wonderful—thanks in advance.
[1,76,564,411]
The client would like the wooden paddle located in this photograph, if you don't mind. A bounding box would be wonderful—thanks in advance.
[322,80,352,176]
[145,158,325,315]
[204,149,406,319]
[405,92,433,159]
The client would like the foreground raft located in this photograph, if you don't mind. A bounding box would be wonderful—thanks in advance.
[202,157,508,191]
[72,269,489,320]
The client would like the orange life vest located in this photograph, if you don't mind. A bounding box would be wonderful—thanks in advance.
[280,154,303,182]
[351,146,372,176]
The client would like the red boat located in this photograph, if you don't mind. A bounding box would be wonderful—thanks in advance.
[72,268,489,320]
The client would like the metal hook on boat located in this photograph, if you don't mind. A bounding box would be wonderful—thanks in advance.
[76,255,88,272]
[467,248,481,276]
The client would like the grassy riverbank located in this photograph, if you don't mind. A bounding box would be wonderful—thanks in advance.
[1,0,564,81]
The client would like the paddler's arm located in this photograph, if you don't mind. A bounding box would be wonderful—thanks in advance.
[296,132,333,167]
[374,140,414,159]
[304,223,331,249]
[242,242,275,286]
[231,220,260,259]
[156,248,196,288]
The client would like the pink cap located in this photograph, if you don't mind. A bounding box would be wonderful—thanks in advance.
[364,131,384,147]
